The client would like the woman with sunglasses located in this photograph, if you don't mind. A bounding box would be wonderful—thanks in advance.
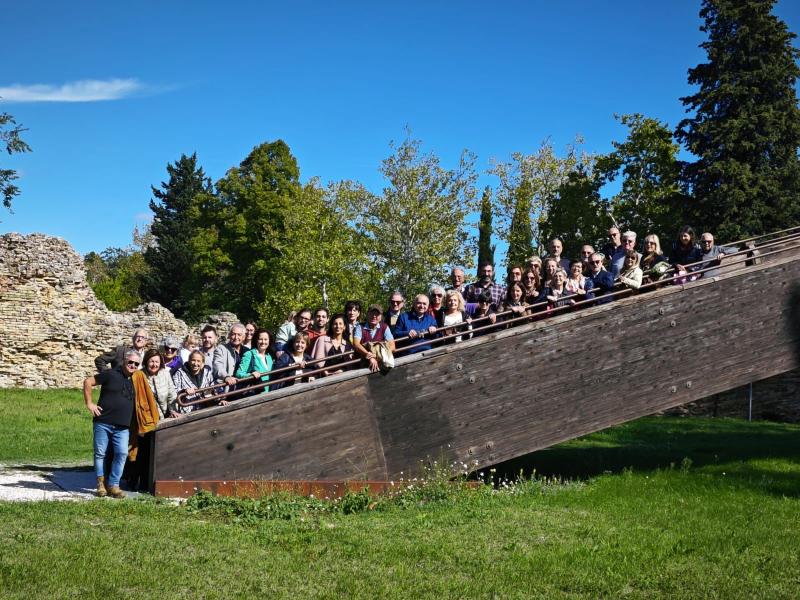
[469,290,497,337]
[428,285,446,318]
[640,234,669,284]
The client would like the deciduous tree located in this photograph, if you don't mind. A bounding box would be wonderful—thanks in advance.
[540,167,608,260]
[490,138,589,255]
[362,135,478,297]
[596,113,685,238]
[260,178,379,325]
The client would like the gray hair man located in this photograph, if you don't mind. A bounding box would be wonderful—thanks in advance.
[611,231,638,277]
[213,322,247,389]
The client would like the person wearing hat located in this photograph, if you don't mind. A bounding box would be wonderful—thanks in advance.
[353,304,395,372]
[161,334,182,373]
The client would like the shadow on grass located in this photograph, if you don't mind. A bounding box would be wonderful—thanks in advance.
[490,417,800,497]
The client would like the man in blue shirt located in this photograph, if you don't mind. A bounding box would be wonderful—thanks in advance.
[394,294,439,354]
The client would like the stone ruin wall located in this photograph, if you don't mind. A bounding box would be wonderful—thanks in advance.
[0,233,238,389]
[0,232,798,421]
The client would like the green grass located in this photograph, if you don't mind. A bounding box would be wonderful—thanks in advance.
[1,389,800,598]
[0,388,92,465]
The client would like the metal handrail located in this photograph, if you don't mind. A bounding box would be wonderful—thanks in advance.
[174,228,800,410]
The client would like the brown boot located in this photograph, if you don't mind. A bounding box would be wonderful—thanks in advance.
[96,476,107,497]
[107,485,125,499]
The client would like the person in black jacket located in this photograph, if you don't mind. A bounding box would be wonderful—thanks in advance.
[587,252,616,304]
[95,328,149,372]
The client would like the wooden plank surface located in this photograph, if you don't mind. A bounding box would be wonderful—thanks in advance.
[153,251,800,485]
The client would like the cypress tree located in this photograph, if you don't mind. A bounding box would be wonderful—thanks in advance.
[143,153,212,316]
[477,185,496,272]
[676,0,800,241]
[506,182,534,269]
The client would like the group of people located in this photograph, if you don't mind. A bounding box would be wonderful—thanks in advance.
[83,224,735,496]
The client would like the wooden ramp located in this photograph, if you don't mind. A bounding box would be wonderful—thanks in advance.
[152,247,800,490]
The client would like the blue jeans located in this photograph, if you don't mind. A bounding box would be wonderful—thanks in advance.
[93,422,129,487]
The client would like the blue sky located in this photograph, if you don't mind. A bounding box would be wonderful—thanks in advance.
[2,1,799,256]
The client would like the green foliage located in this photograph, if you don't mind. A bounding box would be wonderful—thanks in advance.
[143,153,213,317]
[85,228,151,312]
[676,0,800,241]
[362,134,478,297]
[596,113,684,238]
[0,111,32,213]
[491,137,591,253]
[260,178,379,324]
[2,411,800,598]
[540,166,608,260]
[476,186,496,273]
[506,181,534,268]
[186,141,301,323]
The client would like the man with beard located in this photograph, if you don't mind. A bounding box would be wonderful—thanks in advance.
[463,262,506,306]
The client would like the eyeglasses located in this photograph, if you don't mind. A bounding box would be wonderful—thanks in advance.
[133,335,146,341]
[298,317,311,322]
[701,240,713,244]
[622,239,634,244]
[645,241,655,245]
[390,300,403,304]
[127,360,140,367]
[591,260,603,264]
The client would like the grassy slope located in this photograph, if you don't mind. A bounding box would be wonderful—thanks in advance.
[0,389,799,598]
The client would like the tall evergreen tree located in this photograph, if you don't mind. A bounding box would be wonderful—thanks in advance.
[476,185,496,272]
[188,141,301,322]
[506,183,534,268]
[676,0,800,241]
[143,153,212,316]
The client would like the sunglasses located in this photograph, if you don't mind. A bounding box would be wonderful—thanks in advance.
[127,360,140,367]
[591,260,603,264]
[165,347,178,353]
[432,293,443,297]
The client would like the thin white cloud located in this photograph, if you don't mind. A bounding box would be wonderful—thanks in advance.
[0,78,145,103]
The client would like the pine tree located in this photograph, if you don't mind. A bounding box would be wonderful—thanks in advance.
[476,186,496,272]
[143,154,212,316]
[676,0,800,241]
